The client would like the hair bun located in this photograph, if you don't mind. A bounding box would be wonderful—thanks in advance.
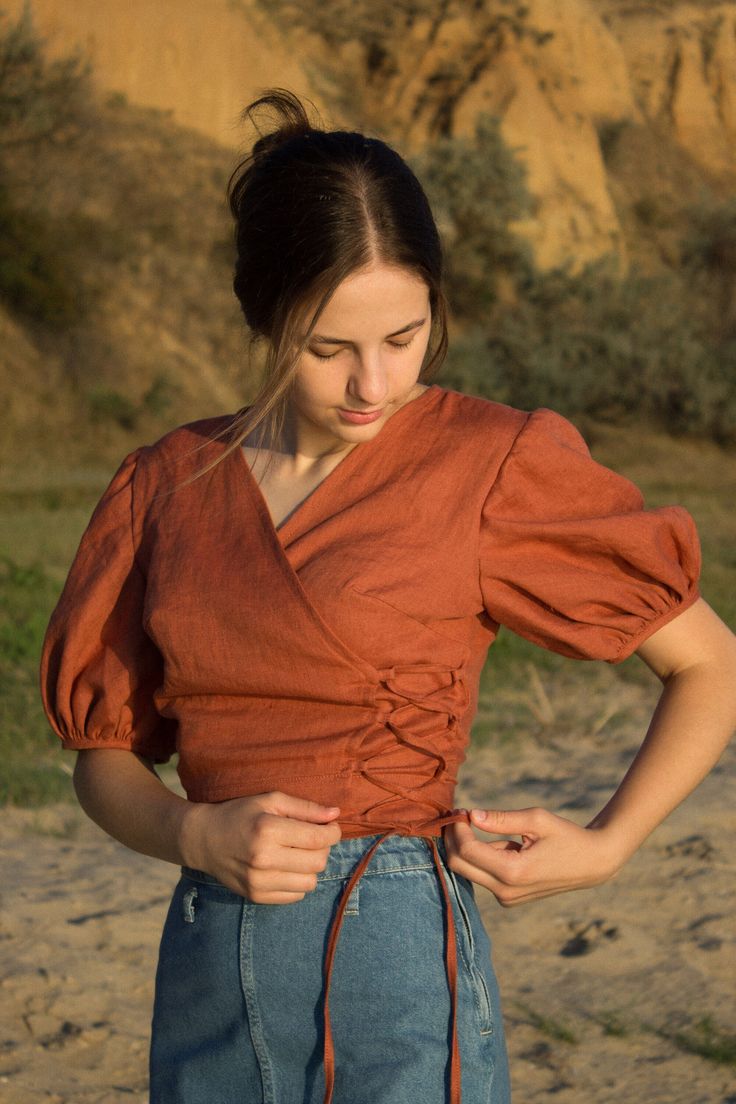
[252,123,315,163]
[241,88,321,165]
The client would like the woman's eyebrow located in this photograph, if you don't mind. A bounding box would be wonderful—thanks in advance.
[311,317,427,344]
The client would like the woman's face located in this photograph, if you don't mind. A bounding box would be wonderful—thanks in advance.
[286,263,432,456]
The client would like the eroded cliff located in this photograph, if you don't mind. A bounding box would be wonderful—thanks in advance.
[10,0,736,270]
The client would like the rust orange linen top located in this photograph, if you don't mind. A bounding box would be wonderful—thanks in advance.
[39,384,701,1103]
[39,384,701,803]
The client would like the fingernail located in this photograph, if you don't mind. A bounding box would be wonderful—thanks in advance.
[471,809,487,822]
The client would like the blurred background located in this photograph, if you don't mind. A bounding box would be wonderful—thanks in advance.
[0,3,735,1102]
[2,0,734,802]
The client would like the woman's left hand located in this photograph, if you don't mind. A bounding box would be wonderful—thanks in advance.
[444,807,626,907]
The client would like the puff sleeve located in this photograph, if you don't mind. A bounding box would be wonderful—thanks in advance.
[39,447,176,762]
[479,409,702,662]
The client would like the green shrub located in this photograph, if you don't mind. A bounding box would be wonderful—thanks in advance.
[0,185,88,328]
[87,387,138,430]
[0,4,97,329]
[681,196,736,275]
[413,111,535,322]
[438,257,736,445]
[87,374,180,427]
[0,1,92,152]
[142,372,179,417]
[0,554,72,806]
[680,196,736,346]
[632,195,671,228]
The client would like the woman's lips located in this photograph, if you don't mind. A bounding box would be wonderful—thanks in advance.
[338,407,384,424]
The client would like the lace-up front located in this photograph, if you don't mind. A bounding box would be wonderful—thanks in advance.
[325,663,473,1104]
[340,663,470,833]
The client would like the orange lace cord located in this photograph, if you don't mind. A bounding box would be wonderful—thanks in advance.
[320,808,472,1104]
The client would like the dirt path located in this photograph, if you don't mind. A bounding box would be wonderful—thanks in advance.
[1,729,734,1103]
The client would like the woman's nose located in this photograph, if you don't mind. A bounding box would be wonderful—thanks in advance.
[347,355,389,406]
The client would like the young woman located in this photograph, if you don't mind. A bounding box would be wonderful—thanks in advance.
[39,88,736,1104]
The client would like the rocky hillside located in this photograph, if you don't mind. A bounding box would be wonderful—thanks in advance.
[11,0,736,271]
[2,0,735,474]
[0,97,248,475]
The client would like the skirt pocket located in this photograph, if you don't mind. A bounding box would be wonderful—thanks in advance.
[444,868,495,1036]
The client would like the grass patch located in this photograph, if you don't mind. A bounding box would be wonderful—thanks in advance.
[0,554,75,806]
[592,1010,630,1038]
[654,1016,736,1066]
[513,1000,578,1044]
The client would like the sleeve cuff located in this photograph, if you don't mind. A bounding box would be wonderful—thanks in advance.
[59,736,174,764]
[610,587,701,664]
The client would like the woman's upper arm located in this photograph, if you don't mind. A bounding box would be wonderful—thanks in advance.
[635,596,736,681]
[74,748,158,775]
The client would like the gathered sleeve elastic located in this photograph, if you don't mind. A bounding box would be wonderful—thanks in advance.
[39,447,176,761]
[478,408,702,662]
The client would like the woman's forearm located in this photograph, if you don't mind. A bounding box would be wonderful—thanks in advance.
[446,599,736,905]
[73,748,198,867]
[587,658,736,864]
[445,655,736,904]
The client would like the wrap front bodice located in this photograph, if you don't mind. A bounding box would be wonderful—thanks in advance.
[39,384,701,1103]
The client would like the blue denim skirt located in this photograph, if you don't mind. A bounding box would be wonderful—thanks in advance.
[149,833,512,1104]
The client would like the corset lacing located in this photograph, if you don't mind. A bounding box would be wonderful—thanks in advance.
[320,664,473,1104]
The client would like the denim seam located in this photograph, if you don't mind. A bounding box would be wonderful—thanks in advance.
[445,877,475,979]
[239,901,276,1103]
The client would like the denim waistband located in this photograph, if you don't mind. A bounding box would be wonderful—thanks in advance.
[180,831,449,888]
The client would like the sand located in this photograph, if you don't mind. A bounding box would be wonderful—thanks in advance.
[1,719,734,1104]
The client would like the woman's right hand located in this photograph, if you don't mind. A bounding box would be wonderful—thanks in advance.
[179,791,342,903]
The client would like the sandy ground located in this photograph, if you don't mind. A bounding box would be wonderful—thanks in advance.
[1,721,734,1104]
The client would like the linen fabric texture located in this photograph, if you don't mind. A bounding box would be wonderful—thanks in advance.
[40,384,701,821]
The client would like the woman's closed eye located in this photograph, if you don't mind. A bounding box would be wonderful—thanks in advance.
[310,334,417,361]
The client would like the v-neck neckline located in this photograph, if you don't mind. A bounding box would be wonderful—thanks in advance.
[234,383,441,546]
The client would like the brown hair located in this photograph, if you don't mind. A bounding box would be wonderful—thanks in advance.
[192,86,449,478]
